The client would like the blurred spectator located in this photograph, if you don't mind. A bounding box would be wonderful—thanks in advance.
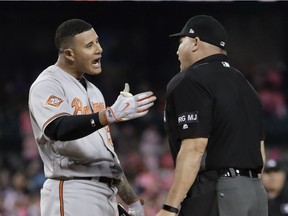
[258,68,287,119]
[256,66,288,144]
[19,109,39,162]
[0,169,11,215]
[158,151,174,190]
[25,160,46,195]
[120,151,145,181]
[0,168,42,216]
[139,125,163,172]
[263,159,288,216]
[134,171,164,215]
[3,171,29,216]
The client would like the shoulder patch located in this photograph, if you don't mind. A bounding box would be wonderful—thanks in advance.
[178,112,198,125]
[45,94,64,108]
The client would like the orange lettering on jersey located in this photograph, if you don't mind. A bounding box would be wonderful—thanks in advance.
[72,98,83,115]
[91,102,105,113]
[45,95,64,108]
[72,99,105,115]
[83,106,91,114]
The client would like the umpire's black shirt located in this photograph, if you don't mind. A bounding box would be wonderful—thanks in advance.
[164,54,264,173]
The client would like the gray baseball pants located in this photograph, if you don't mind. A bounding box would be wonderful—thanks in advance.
[41,178,119,216]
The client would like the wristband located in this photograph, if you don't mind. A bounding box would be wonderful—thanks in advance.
[162,204,179,213]
[91,112,101,128]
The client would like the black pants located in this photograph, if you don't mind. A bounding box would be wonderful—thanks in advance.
[179,171,219,216]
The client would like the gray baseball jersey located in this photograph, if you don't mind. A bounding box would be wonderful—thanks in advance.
[28,65,123,180]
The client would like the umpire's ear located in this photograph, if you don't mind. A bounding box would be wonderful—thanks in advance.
[191,37,200,53]
[63,48,75,62]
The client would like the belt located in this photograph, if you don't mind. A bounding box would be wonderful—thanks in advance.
[74,177,121,187]
[217,168,259,179]
[53,177,122,187]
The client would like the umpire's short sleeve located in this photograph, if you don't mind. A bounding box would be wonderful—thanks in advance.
[173,77,213,140]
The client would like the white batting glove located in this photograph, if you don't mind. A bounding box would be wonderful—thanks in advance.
[128,201,145,216]
[105,83,156,124]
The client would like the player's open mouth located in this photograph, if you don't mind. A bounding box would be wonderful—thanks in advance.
[92,58,101,67]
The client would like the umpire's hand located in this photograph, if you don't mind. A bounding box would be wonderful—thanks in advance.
[105,83,156,124]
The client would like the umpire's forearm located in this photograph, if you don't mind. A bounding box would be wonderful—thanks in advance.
[164,138,207,209]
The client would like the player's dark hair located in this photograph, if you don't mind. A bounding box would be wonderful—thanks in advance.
[55,19,93,53]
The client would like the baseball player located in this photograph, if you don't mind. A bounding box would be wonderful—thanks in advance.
[28,18,156,216]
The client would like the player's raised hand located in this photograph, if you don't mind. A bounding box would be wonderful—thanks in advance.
[105,83,156,124]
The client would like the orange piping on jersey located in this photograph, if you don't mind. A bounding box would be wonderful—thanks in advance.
[59,180,64,216]
[42,112,70,130]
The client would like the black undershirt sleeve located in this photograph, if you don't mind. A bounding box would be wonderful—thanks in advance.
[44,112,104,141]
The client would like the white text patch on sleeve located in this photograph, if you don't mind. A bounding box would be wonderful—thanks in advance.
[178,112,198,125]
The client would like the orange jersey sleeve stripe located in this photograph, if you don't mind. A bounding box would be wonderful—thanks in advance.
[43,112,70,130]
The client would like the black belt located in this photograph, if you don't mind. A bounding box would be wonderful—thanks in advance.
[217,168,259,179]
[55,177,122,187]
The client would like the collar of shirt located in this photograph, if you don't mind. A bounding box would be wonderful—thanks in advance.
[191,54,228,69]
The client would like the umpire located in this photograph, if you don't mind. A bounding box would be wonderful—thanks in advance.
[156,15,268,216]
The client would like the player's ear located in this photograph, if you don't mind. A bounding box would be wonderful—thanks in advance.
[63,48,75,61]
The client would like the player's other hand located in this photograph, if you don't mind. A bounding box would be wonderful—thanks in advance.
[128,200,145,216]
[105,83,156,124]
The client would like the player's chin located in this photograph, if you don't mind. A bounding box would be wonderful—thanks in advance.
[88,67,102,76]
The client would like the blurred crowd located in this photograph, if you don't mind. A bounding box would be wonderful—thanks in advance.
[0,63,288,216]
[1,2,288,215]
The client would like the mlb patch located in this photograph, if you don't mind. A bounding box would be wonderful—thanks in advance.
[177,112,198,125]
[45,94,64,108]
[221,61,230,67]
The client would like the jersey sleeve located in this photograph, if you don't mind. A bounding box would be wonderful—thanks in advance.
[173,77,213,140]
[29,79,71,133]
